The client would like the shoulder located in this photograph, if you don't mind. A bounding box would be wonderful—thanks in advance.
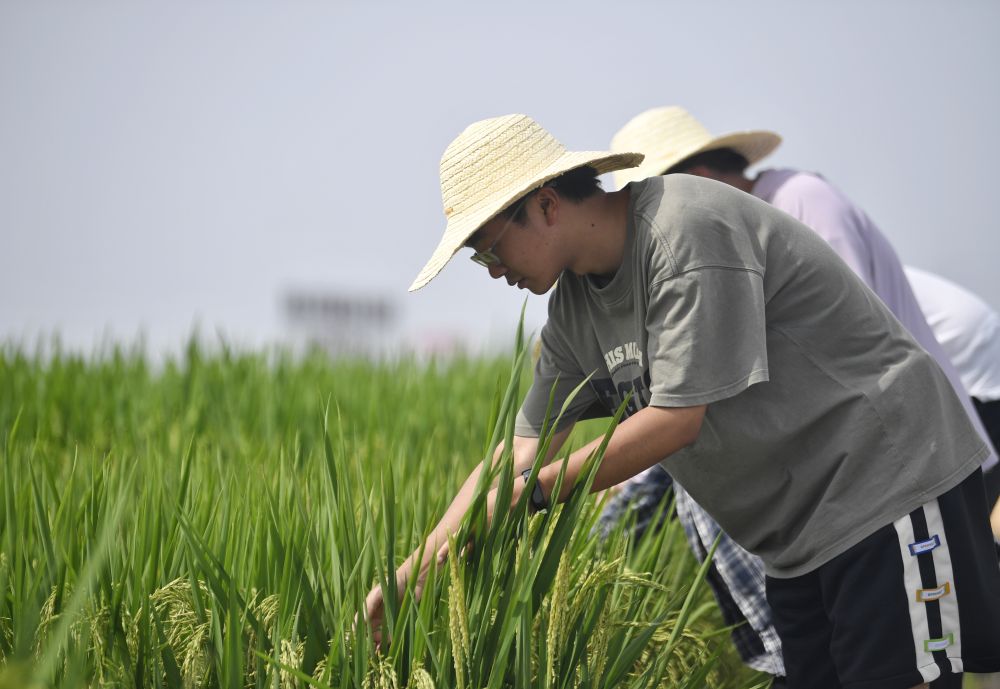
[633,174,764,233]
[767,170,847,208]
[764,168,825,189]
[630,176,767,277]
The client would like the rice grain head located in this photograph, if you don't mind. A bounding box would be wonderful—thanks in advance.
[363,655,399,689]
[545,550,572,685]
[587,603,612,685]
[447,552,470,689]
[312,655,329,684]
[406,665,435,689]
[640,621,718,688]
[148,578,213,688]
[34,585,118,677]
[279,638,305,689]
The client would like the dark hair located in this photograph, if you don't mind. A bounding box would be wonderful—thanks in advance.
[665,148,749,175]
[499,165,602,225]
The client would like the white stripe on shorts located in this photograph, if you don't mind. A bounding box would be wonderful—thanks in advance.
[922,500,963,674]
[893,499,964,683]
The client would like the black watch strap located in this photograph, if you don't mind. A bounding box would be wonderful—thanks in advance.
[520,468,548,513]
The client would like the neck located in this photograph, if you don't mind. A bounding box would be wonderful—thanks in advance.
[565,188,631,278]
[729,172,756,194]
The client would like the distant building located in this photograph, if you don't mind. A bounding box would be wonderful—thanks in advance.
[282,289,397,356]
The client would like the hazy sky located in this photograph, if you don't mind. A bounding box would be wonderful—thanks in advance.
[2,1,998,356]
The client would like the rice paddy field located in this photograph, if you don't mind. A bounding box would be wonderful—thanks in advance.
[0,331,771,689]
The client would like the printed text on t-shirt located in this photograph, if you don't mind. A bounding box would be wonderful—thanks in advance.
[603,342,644,372]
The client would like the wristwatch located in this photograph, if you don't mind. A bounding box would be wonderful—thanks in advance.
[520,468,549,513]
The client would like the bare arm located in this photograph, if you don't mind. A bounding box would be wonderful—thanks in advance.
[365,405,703,642]
[535,405,705,504]
[364,425,573,641]
[382,405,701,596]
[401,429,573,578]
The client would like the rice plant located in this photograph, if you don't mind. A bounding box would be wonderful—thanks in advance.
[0,333,768,688]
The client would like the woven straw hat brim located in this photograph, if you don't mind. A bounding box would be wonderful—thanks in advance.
[612,129,781,189]
[409,150,643,292]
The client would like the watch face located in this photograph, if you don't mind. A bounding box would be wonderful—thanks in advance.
[534,482,547,511]
[521,468,546,512]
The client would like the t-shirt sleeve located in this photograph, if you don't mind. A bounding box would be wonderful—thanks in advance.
[645,267,769,407]
[514,322,598,437]
[770,175,876,288]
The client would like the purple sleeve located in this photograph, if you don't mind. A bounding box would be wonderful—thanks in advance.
[768,174,876,289]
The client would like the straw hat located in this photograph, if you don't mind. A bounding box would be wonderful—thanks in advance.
[409,114,644,292]
[610,106,781,189]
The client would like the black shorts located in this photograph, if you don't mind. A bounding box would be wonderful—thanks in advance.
[765,468,1000,689]
[973,398,1000,506]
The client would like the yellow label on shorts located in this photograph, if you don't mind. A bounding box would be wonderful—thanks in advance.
[915,582,951,603]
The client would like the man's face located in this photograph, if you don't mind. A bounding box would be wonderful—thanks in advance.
[469,197,563,295]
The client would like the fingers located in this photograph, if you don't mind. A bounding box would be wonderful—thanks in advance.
[361,586,387,649]
[433,538,476,565]
[365,588,384,618]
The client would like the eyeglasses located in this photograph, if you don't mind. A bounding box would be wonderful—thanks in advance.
[469,195,530,268]
[469,220,514,267]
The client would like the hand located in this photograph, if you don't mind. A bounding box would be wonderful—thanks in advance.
[363,582,388,649]
[360,474,527,648]
[362,542,451,649]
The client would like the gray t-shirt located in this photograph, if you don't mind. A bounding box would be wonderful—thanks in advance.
[515,175,986,578]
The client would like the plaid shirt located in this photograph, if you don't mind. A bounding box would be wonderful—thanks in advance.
[597,467,785,677]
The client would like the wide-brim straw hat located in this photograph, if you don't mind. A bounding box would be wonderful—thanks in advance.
[610,106,781,189]
[409,114,644,292]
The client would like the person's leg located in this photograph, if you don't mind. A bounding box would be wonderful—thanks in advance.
[929,672,962,689]
[981,456,1000,551]
[800,469,1000,689]
[972,398,1000,545]
[765,569,840,688]
[675,485,786,680]
[992,495,1000,555]
[984,463,1000,511]
[600,473,788,682]
[972,398,1000,455]
[768,520,946,689]
[934,468,1000,675]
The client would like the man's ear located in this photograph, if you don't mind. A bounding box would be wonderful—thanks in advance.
[536,187,559,226]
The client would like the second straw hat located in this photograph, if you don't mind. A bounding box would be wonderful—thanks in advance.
[610,106,781,190]
[409,114,644,292]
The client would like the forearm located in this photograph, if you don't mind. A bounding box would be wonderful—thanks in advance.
[536,405,704,504]
[406,405,701,565]
[397,463,486,581]
[398,428,571,581]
